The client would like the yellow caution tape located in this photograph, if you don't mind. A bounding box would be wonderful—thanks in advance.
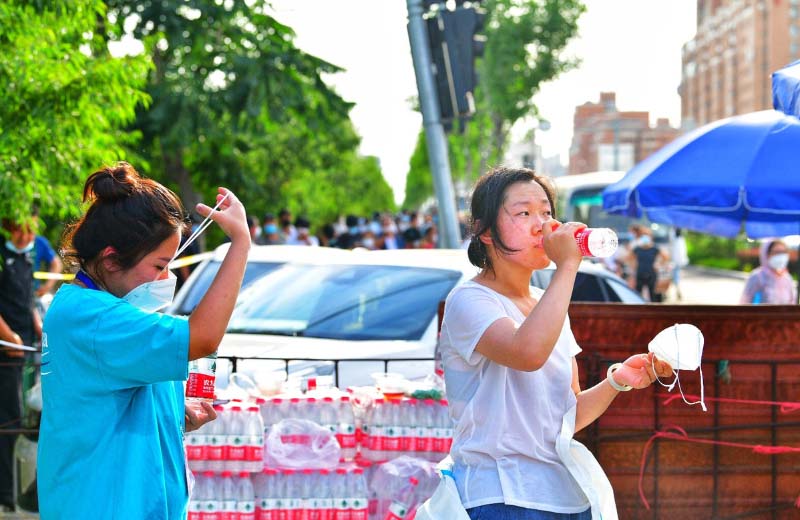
[34,272,74,281]
[169,252,213,269]
[32,252,212,281]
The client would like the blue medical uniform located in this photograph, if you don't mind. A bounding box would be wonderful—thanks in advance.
[38,284,190,519]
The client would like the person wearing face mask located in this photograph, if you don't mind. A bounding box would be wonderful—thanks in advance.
[287,216,319,246]
[740,239,797,304]
[440,167,672,520]
[37,162,250,519]
[0,218,42,512]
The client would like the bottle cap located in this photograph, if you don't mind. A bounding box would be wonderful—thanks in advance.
[238,471,249,478]
[409,477,419,485]
[336,468,348,475]
[221,471,233,477]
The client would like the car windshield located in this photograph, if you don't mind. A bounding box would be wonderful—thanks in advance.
[174,260,284,315]
[228,263,462,341]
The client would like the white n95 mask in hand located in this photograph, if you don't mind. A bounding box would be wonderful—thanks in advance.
[648,323,703,371]
[123,271,177,313]
[648,323,707,411]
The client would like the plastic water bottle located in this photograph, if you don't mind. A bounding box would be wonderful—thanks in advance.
[244,406,265,473]
[219,472,237,520]
[337,396,357,461]
[187,351,218,402]
[332,468,351,520]
[200,470,221,520]
[227,406,246,473]
[207,405,227,472]
[348,468,369,520]
[316,469,334,520]
[236,472,256,520]
[382,477,418,520]
[551,223,618,258]
[575,227,618,258]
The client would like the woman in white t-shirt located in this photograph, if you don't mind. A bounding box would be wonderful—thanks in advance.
[439,167,672,520]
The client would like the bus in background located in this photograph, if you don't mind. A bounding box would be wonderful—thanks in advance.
[550,170,673,247]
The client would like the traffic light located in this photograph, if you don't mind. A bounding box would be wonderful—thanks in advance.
[426,3,485,130]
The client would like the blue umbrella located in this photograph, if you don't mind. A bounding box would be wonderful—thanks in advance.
[773,59,800,117]
[602,110,800,239]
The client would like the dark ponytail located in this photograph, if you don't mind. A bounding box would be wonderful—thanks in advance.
[61,162,188,272]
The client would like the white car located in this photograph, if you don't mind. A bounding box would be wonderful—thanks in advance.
[169,244,353,315]
[216,248,480,389]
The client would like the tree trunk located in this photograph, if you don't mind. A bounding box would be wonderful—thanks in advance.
[162,146,204,249]
[491,114,507,163]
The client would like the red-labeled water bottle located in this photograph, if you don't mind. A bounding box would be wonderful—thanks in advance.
[552,223,618,258]
[187,351,218,402]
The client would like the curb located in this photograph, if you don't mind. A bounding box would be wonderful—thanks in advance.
[684,264,749,280]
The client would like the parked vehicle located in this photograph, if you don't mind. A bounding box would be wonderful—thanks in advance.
[531,260,645,303]
[217,248,479,389]
[169,244,352,315]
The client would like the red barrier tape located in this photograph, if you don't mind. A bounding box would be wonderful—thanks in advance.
[638,425,800,510]
[658,393,800,414]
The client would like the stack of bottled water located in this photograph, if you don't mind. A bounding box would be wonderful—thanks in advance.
[258,394,358,461]
[188,471,256,520]
[360,398,452,462]
[186,402,265,473]
[247,465,369,520]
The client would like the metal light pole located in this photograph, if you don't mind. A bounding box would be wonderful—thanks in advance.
[406,0,462,249]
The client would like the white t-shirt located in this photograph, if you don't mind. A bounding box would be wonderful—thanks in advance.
[439,280,590,512]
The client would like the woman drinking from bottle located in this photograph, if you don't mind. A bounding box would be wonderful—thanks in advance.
[439,167,672,519]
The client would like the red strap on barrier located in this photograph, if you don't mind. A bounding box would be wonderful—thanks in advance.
[638,425,800,510]
[658,393,800,414]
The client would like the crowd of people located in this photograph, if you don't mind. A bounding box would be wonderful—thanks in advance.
[245,208,461,251]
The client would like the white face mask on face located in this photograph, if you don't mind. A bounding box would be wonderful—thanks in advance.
[122,192,230,312]
[767,253,789,271]
[123,271,177,312]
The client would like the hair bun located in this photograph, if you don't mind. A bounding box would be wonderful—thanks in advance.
[83,162,140,203]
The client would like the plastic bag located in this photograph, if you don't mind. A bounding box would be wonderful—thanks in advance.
[370,455,438,499]
[265,418,341,469]
[414,456,470,520]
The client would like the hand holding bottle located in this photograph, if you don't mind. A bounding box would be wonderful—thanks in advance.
[542,220,584,270]
[185,400,218,432]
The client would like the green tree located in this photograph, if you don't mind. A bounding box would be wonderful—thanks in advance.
[404,0,585,206]
[105,0,393,227]
[0,0,150,221]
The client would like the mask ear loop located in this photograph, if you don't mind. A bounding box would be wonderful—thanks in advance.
[173,191,230,262]
[161,192,230,278]
[147,192,231,283]
[651,324,707,411]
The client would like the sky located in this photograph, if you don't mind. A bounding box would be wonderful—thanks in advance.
[267,1,698,204]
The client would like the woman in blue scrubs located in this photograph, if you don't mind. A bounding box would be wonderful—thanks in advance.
[37,162,250,519]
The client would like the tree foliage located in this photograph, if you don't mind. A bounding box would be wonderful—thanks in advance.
[0,0,150,222]
[404,0,585,207]
[105,0,395,228]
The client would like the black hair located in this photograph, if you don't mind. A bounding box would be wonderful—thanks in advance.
[767,240,787,255]
[466,166,556,271]
[61,162,188,276]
